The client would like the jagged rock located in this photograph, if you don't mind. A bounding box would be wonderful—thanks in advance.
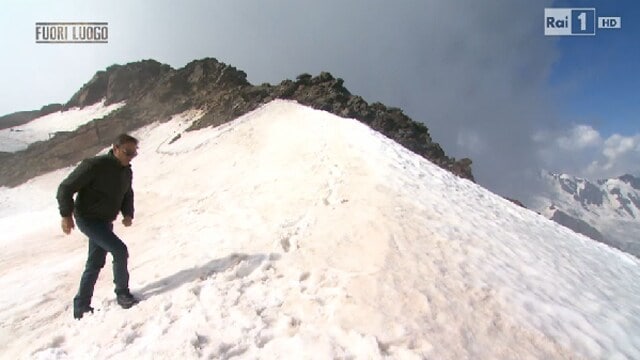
[65,60,172,109]
[64,71,108,109]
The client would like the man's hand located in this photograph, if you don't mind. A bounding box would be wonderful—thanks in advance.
[61,217,75,234]
[122,216,133,227]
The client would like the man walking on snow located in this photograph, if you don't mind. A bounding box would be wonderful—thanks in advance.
[57,134,140,319]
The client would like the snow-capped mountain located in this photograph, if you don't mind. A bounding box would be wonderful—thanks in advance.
[1,100,639,359]
[532,171,640,258]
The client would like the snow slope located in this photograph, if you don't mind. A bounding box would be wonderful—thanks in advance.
[0,100,639,359]
[533,172,640,258]
[0,101,125,152]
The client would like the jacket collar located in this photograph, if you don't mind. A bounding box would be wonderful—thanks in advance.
[107,149,131,168]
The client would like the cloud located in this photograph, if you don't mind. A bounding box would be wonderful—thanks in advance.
[556,125,602,150]
[603,135,636,160]
[535,125,640,180]
[592,134,640,176]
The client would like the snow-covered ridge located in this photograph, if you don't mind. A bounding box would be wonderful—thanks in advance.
[1,100,639,359]
[0,100,125,152]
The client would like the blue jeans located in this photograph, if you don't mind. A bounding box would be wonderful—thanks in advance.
[74,217,130,307]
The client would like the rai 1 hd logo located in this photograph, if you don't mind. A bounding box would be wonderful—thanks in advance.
[544,8,621,36]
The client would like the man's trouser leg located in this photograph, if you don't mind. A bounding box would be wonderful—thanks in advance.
[74,237,107,308]
[75,217,130,304]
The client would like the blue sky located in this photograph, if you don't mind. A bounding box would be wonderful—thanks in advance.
[549,0,639,137]
[0,0,638,201]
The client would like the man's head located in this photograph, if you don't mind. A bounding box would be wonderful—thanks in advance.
[112,134,139,166]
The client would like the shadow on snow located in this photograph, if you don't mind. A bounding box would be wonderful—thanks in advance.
[136,252,281,298]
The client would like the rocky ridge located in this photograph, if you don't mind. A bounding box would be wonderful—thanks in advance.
[0,58,473,187]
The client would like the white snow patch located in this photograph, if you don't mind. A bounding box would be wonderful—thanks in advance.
[0,101,125,152]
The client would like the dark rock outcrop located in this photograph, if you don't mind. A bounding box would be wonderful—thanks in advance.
[610,188,635,218]
[64,60,173,109]
[577,181,604,206]
[0,58,474,187]
[559,176,577,195]
[505,197,527,208]
[620,174,640,191]
[549,208,605,242]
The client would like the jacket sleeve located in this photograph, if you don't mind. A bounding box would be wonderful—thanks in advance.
[121,187,135,219]
[56,159,96,217]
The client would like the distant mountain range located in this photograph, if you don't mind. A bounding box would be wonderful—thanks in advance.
[532,172,640,258]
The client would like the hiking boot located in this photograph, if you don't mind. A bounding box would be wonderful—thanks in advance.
[116,292,139,309]
[73,304,94,320]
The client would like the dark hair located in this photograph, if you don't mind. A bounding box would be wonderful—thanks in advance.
[115,133,138,146]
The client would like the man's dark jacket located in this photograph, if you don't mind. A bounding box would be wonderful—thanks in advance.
[57,150,134,222]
